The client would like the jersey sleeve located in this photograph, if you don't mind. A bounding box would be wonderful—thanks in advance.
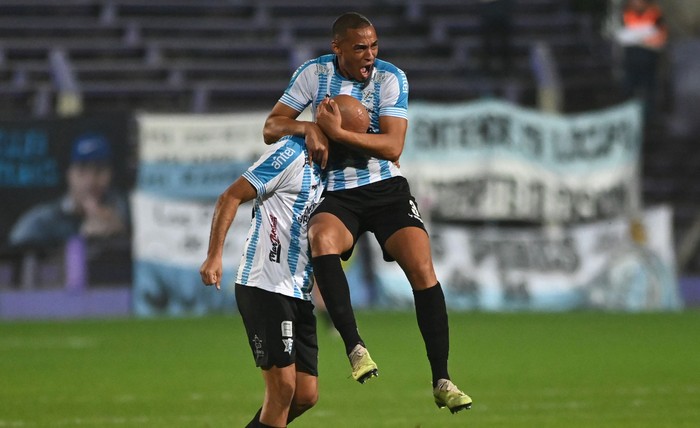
[378,67,409,120]
[242,138,305,196]
[279,59,318,113]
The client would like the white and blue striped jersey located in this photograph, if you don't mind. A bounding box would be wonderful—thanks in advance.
[235,135,324,301]
[279,54,408,192]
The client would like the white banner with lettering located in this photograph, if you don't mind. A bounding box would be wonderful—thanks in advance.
[401,100,643,222]
[132,112,270,316]
[131,103,670,315]
[371,205,681,312]
[131,191,252,316]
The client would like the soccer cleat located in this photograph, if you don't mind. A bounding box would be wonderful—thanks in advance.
[433,379,472,414]
[348,344,378,383]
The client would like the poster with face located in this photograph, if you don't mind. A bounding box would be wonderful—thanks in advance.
[0,113,133,249]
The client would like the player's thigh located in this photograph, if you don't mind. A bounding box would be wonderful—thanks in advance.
[235,284,297,369]
[384,226,437,290]
[262,364,297,404]
[308,212,355,256]
[293,299,319,377]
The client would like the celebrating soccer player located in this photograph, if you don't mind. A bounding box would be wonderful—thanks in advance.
[200,95,371,427]
[262,12,472,413]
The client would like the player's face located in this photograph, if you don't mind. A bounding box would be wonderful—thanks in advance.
[333,25,378,83]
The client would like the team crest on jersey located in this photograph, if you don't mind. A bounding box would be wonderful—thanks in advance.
[408,200,424,224]
[315,63,331,76]
[269,214,282,263]
[372,71,387,85]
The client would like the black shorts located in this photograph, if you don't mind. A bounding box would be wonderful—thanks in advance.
[235,284,318,376]
[312,176,427,261]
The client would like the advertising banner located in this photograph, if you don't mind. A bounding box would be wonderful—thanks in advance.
[132,104,674,315]
[401,100,643,223]
[131,191,251,316]
[373,206,681,312]
[137,112,268,199]
[132,112,269,315]
[0,113,133,293]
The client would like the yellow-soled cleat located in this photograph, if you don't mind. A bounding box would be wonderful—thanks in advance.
[348,344,378,384]
[433,379,472,414]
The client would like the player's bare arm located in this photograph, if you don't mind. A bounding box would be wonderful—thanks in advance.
[263,102,330,168]
[199,177,257,290]
[316,98,406,162]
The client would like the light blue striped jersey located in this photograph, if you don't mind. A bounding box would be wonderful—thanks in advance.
[236,136,324,301]
[279,54,408,191]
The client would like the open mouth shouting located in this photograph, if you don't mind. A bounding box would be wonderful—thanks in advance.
[360,63,373,82]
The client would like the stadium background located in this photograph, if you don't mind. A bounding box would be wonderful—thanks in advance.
[1,1,700,427]
[2,0,699,315]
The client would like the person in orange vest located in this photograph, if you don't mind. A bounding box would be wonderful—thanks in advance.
[616,0,668,121]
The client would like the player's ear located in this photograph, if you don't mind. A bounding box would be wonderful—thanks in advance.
[331,40,341,55]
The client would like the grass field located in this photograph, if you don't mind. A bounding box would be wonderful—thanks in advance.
[1,311,699,427]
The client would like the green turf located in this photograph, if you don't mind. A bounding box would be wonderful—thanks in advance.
[1,311,699,427]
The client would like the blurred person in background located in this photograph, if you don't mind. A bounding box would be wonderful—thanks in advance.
[9,133,129,247]
[615,0,668,120]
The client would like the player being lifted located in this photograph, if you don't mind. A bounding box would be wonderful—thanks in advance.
[262,11,472,413]
[200,95,370,427]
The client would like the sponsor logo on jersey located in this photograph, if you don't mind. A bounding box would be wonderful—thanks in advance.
[297,199,322,225]
[272,147,297,170]
[398,69,409,92]
[269,214,282,263]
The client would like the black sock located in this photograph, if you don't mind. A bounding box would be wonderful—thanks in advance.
[245,408,262,428]
[413,283,450,387]
[245,408,283,428]
[312,254,364,355]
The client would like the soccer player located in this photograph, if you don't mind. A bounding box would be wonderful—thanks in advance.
[200,95,370,427]
[262,12,472,413]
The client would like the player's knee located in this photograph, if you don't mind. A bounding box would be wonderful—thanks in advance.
[309,228,346,255]
[271,385,296,408]
[404,259,437,290]
[294,387,319,411]
[414,258,436,278]
[267,374,296,405]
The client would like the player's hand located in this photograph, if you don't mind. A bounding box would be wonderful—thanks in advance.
[304,122,329,169]
[199,257,222,290]
[316,98,343,140]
